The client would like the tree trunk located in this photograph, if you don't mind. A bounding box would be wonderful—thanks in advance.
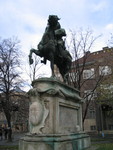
[3,107,12,141]
[6,113,12,141]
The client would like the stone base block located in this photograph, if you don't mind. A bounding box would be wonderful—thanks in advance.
[19,132,90,150]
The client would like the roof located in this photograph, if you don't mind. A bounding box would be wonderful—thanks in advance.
[12,87,25,93]
[72,47,113,66]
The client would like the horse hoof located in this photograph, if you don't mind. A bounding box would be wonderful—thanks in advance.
[29,59,33,64]
[51,75,56,78]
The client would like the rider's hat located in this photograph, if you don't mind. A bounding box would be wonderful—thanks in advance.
[48,15,60,21]
[55,15,60,20]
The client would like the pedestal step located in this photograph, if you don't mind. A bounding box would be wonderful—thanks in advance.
[19,133,90,150]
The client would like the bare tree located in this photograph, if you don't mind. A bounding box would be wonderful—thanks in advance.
[28,55,45,82]
[0,37,22,140]
[25,53,50,89]
[68,28,100,87]
[67,28,103,125]
[96,66,113,110]
[108,33,113,47]
[10,90,29,132]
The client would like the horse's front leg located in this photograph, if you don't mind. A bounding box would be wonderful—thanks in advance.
[29,49,34,65]
[29,48,41,65]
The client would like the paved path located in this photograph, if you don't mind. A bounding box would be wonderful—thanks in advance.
[90,133,113,144]
[0,132,26,146]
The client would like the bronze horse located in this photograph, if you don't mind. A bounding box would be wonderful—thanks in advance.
[29,16,72,82]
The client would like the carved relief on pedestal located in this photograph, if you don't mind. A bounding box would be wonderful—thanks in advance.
[28,88,49,134]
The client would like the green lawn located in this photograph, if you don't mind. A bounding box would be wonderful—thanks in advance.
[96,143,113,150]
[0,145,18,150]
[0,142,113,150]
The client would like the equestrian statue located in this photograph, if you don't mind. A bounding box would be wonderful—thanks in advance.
[29,15,72,82]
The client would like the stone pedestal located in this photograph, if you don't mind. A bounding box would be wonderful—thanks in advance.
[19,77,90,150]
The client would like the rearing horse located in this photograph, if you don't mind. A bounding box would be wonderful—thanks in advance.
[29,16,72,82]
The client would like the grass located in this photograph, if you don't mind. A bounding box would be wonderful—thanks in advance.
[91,138,109,142]
[0,145,18,150]
[92,143,113,150]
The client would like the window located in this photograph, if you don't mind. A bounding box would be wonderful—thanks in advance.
[90,125,96,130]
[69,72,79,82]
[108,125,113,130]
[84,90,97,101]
[89,110,95,118]
[83,68,95,79]
[99,66,112,76]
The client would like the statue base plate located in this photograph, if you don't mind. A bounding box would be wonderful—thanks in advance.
[19,132,90,150]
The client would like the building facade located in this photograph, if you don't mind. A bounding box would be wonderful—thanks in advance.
[0,88,29,132]
[55,47,113,132]
[72,47,113,132]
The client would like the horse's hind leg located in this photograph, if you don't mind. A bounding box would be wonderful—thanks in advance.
[51,62,55,77]
[50,54,55,77]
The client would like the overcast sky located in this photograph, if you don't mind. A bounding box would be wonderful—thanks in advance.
[1,0,113,89]
[1,0,113,52]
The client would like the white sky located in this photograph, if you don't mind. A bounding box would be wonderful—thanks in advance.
[1,0,113,90]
